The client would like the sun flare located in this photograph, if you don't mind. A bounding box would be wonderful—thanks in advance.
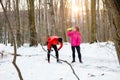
[72,0,79,15]
[72,5,79,13]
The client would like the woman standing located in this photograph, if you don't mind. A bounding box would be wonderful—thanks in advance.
[67,26,82,63]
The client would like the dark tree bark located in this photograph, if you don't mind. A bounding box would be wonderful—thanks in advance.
[59,0,64,37]
[16,0,22,47]
[13,63,23,80]
[28,0,38,46]
[0,22,2,43]
[47,0,55,36]
[91,0,97,43]
[85,0,90,42]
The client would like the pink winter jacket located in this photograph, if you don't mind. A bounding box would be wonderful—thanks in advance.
[67,31,82,46]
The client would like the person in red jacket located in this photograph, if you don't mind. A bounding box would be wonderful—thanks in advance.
[47,36,63,63]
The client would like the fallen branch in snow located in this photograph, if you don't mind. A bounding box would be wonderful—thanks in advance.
[41,45,80,80]
[9,53,21,56]
[1,51,22,56]
[50,54,80,80]
[12,62,23,80]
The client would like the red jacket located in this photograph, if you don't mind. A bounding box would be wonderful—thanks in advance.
[47,36,63,50]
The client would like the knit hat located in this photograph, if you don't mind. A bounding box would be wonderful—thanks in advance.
[58,38,62,42]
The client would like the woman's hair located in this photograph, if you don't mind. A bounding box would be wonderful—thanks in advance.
[75,26,79,31]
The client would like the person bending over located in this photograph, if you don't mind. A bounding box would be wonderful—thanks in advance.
[47,36,63,63]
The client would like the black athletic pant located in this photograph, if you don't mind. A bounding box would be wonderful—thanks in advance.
[47,45,59,62]
[71,46,82,62]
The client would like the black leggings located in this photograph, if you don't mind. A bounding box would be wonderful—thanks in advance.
[47,45,59,62]
[71,46,82,61]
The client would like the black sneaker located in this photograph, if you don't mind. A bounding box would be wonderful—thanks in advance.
[79,60,83,63]
[57,60,62,63]
[48,60,50,63]
[48,59,50,63]
[71,61,75,63]
[57,60,59,62]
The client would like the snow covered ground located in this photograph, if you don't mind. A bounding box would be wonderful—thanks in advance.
[0,41,120,80]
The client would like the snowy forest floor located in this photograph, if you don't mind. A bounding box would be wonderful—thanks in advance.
[0,41,120,80]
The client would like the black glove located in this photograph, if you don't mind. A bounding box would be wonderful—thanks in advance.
[50,49,53,51]
[48,50,50,53]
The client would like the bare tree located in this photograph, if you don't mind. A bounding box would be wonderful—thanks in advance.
[12,0,22,47]
[16,0,22,47]
[96,0,100,41]
[47,0,55,36]
[85,0,90,42]
[43,0,48,40]
[91,0,97,43]
[1,0,119,47]
[105,0,120,64]
[0,21,2,43]
[0,0,17,63]
[59,0,64,37]
[28,0,38,46]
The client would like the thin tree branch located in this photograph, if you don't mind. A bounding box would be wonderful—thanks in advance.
[13,62,23,80]
[41,44,80,80]
[0,1,23,80]
[0,0,17,63]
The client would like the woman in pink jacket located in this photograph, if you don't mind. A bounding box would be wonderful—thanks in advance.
[67,27,82,63]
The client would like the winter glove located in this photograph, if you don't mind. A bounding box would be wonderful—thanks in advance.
[50,49,53,52]
[47,49,53,53]
[47,50,50,53]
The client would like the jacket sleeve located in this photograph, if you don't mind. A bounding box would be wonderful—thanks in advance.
[67,30,73,37]
[47,42,51,50]
[58,42,63,50]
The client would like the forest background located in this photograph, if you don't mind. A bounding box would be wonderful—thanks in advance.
[0,0,120,63]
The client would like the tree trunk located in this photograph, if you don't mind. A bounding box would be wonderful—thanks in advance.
[91,0,97,43]
[3,1,7,45]
[44,0,48,38]
[28,0,38,46]
[85,0,90,42]
[15,0,22,47]
[0,22,2,43]
[0,0,17,63]
[47,0,55,36]
[7,0,11,44]
[105,0,120,64]
[96,0,100,41]
[59,0,64,37]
